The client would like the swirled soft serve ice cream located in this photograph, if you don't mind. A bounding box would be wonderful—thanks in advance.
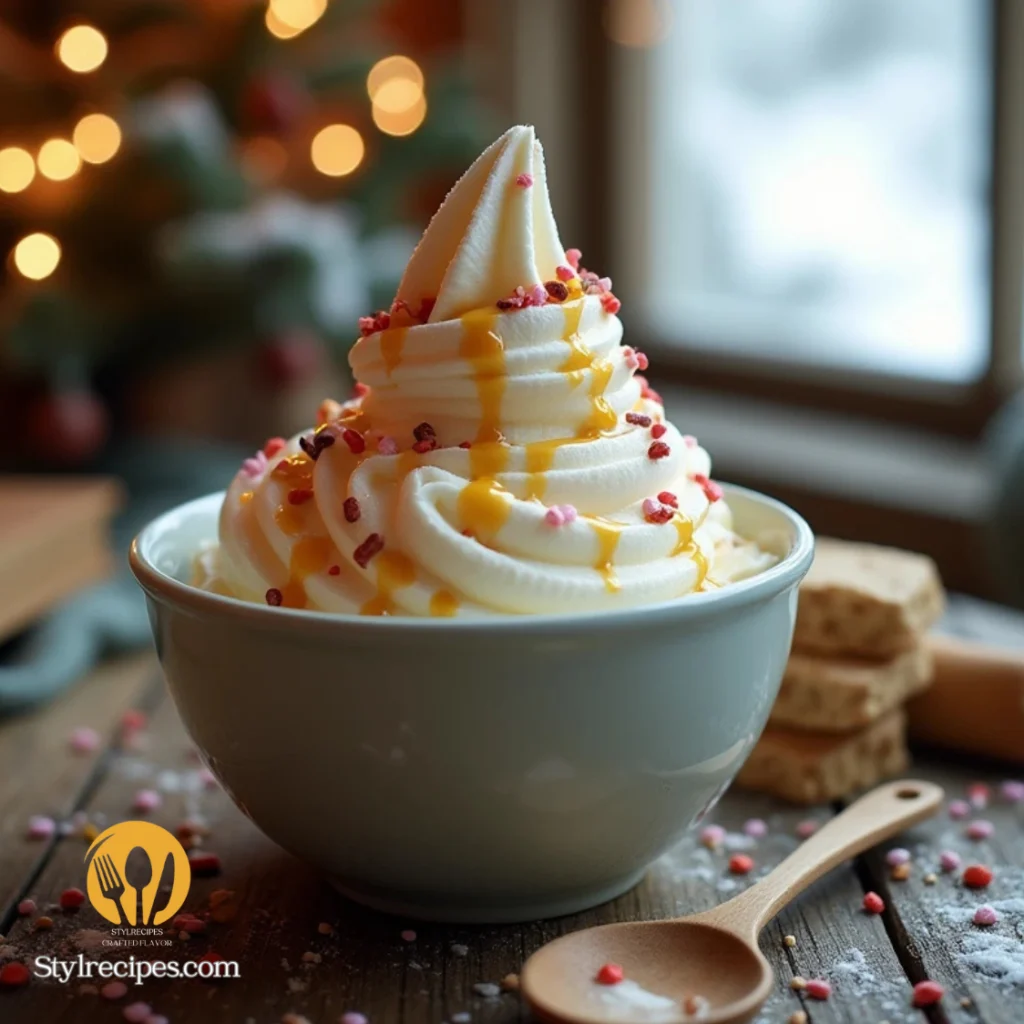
[199,126,775,616]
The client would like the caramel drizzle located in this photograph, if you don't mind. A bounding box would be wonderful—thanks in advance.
[586,517,624,594]
[379,326,408,377]
[457,477,514,545]
[429,589,460,617]
[361,550,417,616]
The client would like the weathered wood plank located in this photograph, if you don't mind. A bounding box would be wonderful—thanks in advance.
[0,653,159,920]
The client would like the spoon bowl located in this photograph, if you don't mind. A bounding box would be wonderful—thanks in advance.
[522,780,944,1024]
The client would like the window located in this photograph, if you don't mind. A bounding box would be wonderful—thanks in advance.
[617,0,992,384]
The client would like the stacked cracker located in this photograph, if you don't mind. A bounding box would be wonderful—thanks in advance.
[737,539,945,804]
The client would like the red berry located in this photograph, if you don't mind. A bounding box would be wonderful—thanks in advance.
[342,428,366,454]
[0,962,30,987]
[651,423,667,439]
[862,891,885,914]
[343,497,360,523]
[648,441,671,460]
[657,491,678,508]
[728,854,755,875]
[963,864,993,889]
[595,963,624,985]
[805,979,831,1001]
[911,980,944,1008]
[188,853,222,877]
[59,887,86,910]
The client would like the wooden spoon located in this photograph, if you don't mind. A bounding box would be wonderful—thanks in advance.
[521,779,943,1024]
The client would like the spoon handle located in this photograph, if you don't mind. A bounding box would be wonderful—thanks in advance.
[701,779,944,939]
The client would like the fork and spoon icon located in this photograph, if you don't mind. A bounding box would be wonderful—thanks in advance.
[93,848,176,926]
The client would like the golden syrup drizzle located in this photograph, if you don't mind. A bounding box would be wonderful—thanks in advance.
[429,589,459,617]
[457,477,513,544]
[239,491,253,505]
[469,440,511,480]
[280,535,332,608]
[587,517,625,594]
[671,514,695,555]
[271,453,314,485]
[379,327,408,377]
[460,310,506,445]
[690,543,710,592]
[360,549,417,616]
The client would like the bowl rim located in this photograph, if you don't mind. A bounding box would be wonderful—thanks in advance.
[129,484,814,636]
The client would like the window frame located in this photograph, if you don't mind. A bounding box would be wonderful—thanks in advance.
[579,0,1024,438]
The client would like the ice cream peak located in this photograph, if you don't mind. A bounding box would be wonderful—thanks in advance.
[395,125,567,323]
[202,126,776,616]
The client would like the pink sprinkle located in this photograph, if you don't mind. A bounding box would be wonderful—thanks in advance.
[743,818,768,839]
[544,507,565,527]
[886,848,911,866]
[69,727,100,754]
[101,981,128,1000]
[145,1017,169,1024]
[556,265,575,282]
[1000,780,1024,802]
[635,351,649,371]
[342,1015,368,1024]
[17,899,36,916]
[241,451,268,478]
[624,346,639,370]
[27,815,55,840]
[133,789,162,813]
[515,172,533,188]
[600,293,622,315]
[939,850,961,872]
[123,1002,152,1023]
[700,824,726,848]
[966,819,994,841]
[565,248,582,270]
[968,782,990,808]
[682,434,697,448]
[805,979,831,1001]
[948,799,971,819]
[527,283,548,307]
[401,929,417,942]
[796,820,819,839]
[973,905,999,927]
[377,436,398,456]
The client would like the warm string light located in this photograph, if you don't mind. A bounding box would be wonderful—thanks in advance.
[73,113,121,164]
[265,0,325,38]
[38,138,81,181]
[366,56,426,138]
[265,7,303,39]
[310,124,364,176]
[0,148,36,193]
[12,233,61,280]
[56,24,108,73]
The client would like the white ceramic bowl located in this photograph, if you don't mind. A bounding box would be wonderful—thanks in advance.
[130,486,813,923]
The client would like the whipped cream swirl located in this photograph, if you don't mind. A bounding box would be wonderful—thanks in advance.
[204,126,774,616]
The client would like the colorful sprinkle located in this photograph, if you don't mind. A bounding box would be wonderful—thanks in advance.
[911,981,944,1008]
[651,422,667,439]
[862,891,885,914]
[648,441,671,460]
[133,789,162,813]
[692,473,723,502]
[264,437,287,458]
[966,819,994,841]
[122,1002,152,1023]
[26,815,55,840]
[600,293,621,315]
[642,497,674,524]
[515,172,533,187]
[700,824,726,849]
[527,283,548,307]
[1001,779,1024,803]
[287,488,313,505]
[266,588,283,607]
[60,887,86,910]
[341,428,366,454]
[242,451,269,478]
[544,280,569,301]
[17,899,36,916]
[625,412,652,427]
[544,504,578,527]
[412,438,438,453]
[101,981,128,1000]
[963,864,993,889]
[343,497,361,523]
[657,491,679,507]
[743,818,768,838]
[968,782,990,808]
[341,1014,368,1024]
[890,862,911,881]
[377,436,398,455]
[0,962,30,987]
[796,819,819,839]
[886,848,911,866]
[69,727,100,754]
[413,422,436,442]
[401,929,417,942]
[634,351,649,371]
[728,853,755,875]
[556,265,576,282]
[783,935,797,948]
[565,248,582,270]
[188,853,222,877]
[804,979,831,1001]
[973,904,999,926]
[353,533,385,568]
[948,799,971,819]
[595,963,624,985]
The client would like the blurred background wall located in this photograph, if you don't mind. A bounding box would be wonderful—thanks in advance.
[1,0,1023,604]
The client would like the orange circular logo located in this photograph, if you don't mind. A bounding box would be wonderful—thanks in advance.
[85,821,191,926]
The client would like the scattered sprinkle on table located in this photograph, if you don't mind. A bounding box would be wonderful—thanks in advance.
[795,820,819,839]
[17,899,36,916]
[26,815,55,839]
[122,1002,152,1023]
[973,904,999,926]
[742,818,768,838]
[133,788,162,812]
[783,934,797,948]
[911,980,944,1007]
[885,847,910,866]
[890,862,911,881]
[317,922,333,935]
[101,981,128,1000]
[728,853,755,875]
[340,1014,368,1024]
[965,819,994,840]
[60,887,86,910]
[804,979,831,1000]
[400,929,417,942]
[788,1013,808,1024]
[790,976,806,991]
[0,962,30,987]
[1001,779,1024,802]
[699,824,725,849]
[940,850,962,872]
[948,799,970,819]
[862,891,885,914]
[69,726,100,754]
[596,963,625,985]
[500,974,519,992]
[963,864,993,889]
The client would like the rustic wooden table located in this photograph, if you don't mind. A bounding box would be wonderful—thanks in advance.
[0,597,1021,1024]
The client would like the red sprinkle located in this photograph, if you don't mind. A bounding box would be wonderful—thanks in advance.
[417,297,436,321]
[188,853,222,877]
[121,709,146,732]
[515,173,533,187]
[863,891,885,914]
[693,473,724,503]
[343,497,361,523]
[565,248,582,270]
[651,423,667,439]
[266,588,283,606]
[637,375,663,404]
[413,422,436,442]
[556,265,575,282]
[648,441,671,461]
[342,428,366,454]
[963,864,993,889]
[263,437,287,458]
[625,412,652,427]
[354,533,385,568]
[288,488,313,505]
[172,913,207,934]
[911,981,945,1008]
[805,979,832,1001]
[595,963,624,985]
[354,382,370,398]
[59,888,86,910]
[328,565,340,576]
[645,504,674,525]
[600,293,622,315]
[728,854,754,875]
[0,962,30,987]
[458,441,473,449]
[635,351,649,371]
[657,491,678,508]
[412,438,438,453]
